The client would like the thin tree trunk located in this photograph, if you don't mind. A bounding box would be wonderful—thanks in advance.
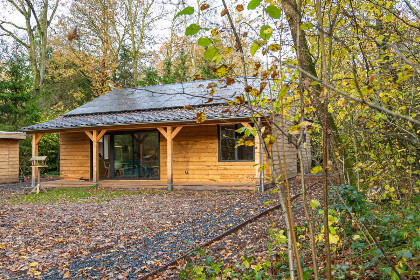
[220,1,302,278]
[279,105,304,280]
[298,148,319,279]
[294,0,319,275]
[281,0,357,186]
[315,0,332,277]
[275,140,296,280]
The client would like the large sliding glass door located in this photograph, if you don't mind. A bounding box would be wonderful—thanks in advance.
[113,134,139,178]
[98,131,160,180]
[137,132,160,179]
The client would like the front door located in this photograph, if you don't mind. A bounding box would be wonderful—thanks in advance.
[97,131,160,180]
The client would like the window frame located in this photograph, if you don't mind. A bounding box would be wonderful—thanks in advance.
[218,124,255,162]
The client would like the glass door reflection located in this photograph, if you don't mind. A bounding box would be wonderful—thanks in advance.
[100,131,159,180]
[137,132,159,179]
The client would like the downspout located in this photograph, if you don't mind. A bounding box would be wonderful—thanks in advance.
[258,117,264,191]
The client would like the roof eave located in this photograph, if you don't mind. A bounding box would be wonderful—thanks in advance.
[20,116,254,134]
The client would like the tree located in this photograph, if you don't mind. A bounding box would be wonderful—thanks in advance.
[62,0,121,97]
[0,48,39,131]
[177,0,419,279]
[121,0,160,86]
[0,0,60,95]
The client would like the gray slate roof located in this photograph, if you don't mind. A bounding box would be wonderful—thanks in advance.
[21,104,251,132]
[65,79,246,116]
[21,79,256,132]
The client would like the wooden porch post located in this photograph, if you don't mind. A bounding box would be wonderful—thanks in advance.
[157,126,183,191]
[31,133,45,187]
[255,132,262,189]
[166,127,173,190]
[92,131,98,183]
[85,130,107,184]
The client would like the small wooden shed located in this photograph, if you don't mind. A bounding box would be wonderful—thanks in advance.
[0,132,26,184]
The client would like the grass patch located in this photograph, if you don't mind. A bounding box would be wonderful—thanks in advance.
[9,187,165,204]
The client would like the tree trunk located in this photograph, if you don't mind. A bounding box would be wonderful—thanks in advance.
[281,0,356,186]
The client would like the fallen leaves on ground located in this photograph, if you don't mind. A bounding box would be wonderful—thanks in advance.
[0,186,286,279]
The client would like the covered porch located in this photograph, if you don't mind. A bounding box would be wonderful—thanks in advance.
[30,121,268,191]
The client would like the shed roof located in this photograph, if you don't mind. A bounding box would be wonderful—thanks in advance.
[0,131,26,140]
[21,79,258,132]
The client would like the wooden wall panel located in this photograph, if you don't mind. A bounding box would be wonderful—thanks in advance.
[272,115,312,179]
[160,125,258,185]
[0,139,20,184]
[57,123,299,186]
[60,132,90,180]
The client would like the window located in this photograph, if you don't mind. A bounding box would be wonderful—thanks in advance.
[219,124,254,161]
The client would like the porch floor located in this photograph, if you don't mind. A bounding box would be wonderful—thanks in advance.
[40,179,259,191]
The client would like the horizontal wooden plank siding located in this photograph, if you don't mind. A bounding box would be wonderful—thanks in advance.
[57,123,306,187]
[272,115,312,179]
[0,139,20,184]
[60,132,90,180]
[167,125,257,184]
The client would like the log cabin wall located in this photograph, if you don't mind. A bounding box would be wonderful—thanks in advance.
[0,139,20,184]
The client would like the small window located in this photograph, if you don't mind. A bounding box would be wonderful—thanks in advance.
[219,124,254,161]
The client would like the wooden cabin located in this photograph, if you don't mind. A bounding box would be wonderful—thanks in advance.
[21,79,311,191]
[0,132,26,184]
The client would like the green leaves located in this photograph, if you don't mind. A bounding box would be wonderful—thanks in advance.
[185,24,201,36]
[260,25,273,40]
[300,22,313,30]
[203,46,219,61]
[214,64,228,78]
[263,200,275,205]
[278,84,289,99]
[197,37,212,47]
[175,7,194,19]
[250,42,261,56]
[265,5,281,19]
[310,199,321,209]
[247,0,262,10]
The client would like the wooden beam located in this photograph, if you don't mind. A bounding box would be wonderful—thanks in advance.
[171,126,183,139]
[35,133,45,145]
[85,130,106,183]
[84,130,94,141]
[31,134,38,187]
[25,119,262,134]
[92,130,99,183]
[166,127,173,191]
[157,127,168,140]
[96,130,107,142]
